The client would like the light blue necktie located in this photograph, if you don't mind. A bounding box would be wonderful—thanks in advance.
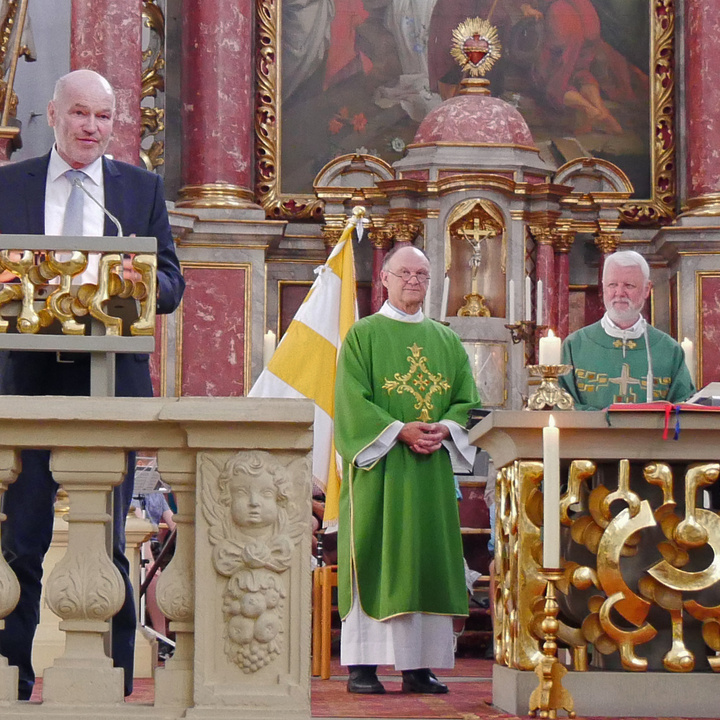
[62,169,88,236]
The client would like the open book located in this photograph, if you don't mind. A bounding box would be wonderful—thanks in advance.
[608,398,720,439]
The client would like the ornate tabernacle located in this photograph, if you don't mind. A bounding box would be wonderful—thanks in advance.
[470,410,720,719]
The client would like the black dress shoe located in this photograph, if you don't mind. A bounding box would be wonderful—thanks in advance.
[401,668,449,694]
[347,665,386,694]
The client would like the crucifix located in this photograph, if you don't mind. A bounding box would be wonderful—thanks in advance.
[460,217,496,295]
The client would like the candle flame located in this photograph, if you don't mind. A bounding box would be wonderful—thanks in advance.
[548,328,555,338]
[548,414,556,428]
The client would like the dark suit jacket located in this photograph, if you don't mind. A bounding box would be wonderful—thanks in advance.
[0,152,185,397]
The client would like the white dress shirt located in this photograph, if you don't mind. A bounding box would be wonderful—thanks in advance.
[46,147,105,284]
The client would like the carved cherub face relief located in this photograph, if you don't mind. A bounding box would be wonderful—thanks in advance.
[229,471,280,531]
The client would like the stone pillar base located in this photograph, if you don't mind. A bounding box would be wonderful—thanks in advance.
[43,662,124,704]
[0,662,18,702]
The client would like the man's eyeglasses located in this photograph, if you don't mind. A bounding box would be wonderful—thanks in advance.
[385,270,431,283]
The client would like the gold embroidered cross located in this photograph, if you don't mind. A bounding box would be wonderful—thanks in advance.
[613,338,637,350]
[382,343,451,422]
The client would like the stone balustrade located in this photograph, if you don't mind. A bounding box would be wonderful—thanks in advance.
[0,396,314,720]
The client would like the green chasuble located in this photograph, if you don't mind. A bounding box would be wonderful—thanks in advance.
[335,314,480,621]
[559,320,695,411]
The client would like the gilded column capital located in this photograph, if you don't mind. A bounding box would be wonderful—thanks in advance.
[387,219,422,244]
[368,225,394,250]
[321,226,343,250]
[529,225,555,246]
[594,231,622,254]
[553,227,576,254]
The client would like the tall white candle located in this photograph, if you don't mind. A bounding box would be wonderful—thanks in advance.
[524,275,532,321]
[508,279,515,324]
[536,279,543,325]
[424,276,432,316]
[543,414,561,568]
[681,337,695,386]
[538,328,562,366]
[440,275,450,321]
[263,330,276,367]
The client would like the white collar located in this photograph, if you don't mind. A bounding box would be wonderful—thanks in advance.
[600,312,646,340]
[377,300,424,323]
[48,146,104,186]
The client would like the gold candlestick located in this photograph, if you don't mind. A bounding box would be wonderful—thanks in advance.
[527,365,574,410]
[505,320,546,345]
[529,569,575,719]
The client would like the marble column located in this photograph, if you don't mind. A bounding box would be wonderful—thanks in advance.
[370,227,393,313]
[177,0,258,208]
[533,226,555,330]
[554,227,575,339]
[685,0,720,215]
[71,0,143,165]
[594,230,621,300]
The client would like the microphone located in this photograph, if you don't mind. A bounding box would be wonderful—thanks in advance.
[72,176,124,237]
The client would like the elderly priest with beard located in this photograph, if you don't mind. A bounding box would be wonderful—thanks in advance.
[560,250,694,409]
[334,245,480,695]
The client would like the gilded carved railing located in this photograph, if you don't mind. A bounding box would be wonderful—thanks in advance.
[495,456,720,673]
[0,237,157,342]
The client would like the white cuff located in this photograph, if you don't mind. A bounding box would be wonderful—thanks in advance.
[440,419,476,473]
[355,421,404,467]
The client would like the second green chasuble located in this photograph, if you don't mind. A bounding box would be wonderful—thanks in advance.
[335,314,480,621]
[559,320,695,410]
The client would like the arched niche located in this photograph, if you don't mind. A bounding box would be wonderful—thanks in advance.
[444,199,507,318]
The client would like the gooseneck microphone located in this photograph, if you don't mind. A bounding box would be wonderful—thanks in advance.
[72,176,124,237]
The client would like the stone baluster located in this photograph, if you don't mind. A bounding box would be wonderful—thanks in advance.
[154,449,196,708]
[0,449,20,702]
[42,448,127,704]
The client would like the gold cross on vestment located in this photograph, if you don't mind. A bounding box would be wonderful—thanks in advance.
[613,338,637,350]
[609,363,641,396]
[382,343,451,422]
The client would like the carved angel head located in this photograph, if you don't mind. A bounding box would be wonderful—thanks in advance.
[218,451,291,537]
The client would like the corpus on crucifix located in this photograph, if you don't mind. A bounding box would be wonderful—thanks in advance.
[456,216,497,317]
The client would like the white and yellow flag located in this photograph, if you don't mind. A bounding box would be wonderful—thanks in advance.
[248,207,363,526]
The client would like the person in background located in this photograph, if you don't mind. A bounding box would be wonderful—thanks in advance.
[560,250,694,410]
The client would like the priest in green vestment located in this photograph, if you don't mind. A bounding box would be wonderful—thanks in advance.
[560,250,694,410]
[335,246,481,695]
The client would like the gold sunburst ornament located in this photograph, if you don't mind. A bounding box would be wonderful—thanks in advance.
[450,17,501,78]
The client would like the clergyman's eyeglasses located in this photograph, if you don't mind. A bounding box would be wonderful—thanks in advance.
[385,270,431,283]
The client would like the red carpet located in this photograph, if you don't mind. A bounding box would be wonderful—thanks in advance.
[27,659,715,719]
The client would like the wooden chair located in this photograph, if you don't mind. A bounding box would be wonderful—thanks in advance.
[311,564,337,679]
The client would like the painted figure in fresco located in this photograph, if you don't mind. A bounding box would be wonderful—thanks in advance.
[560,251,694,410]
[202,451,309,673]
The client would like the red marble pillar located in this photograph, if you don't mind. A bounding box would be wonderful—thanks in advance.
[685,0,720,212]
[555,251,570,338]
[535,234,555,330]
[71,0,142,165]
[177,0,257,208]
[370,235,392,313]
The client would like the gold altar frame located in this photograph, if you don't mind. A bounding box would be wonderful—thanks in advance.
[254,0,677,226]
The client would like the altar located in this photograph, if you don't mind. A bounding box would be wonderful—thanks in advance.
[470,409,720,718]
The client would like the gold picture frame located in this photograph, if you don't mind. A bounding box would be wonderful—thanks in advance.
[255,0,676,226]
